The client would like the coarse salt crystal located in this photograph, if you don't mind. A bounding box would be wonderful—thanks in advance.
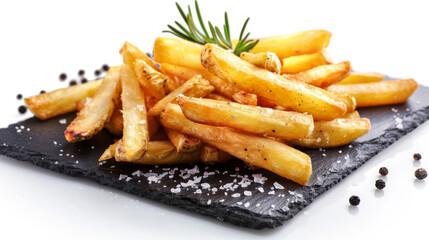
[137,105,145,111]
[207,200,212,205]
[231,193,241,198]
[138,120,147,124]
[244,202,250,208]
[59,119,67,124]
[244,191,252,196]
[268,190,275,195]
[171,188,181,193]
[273,182,284,189]
[119,174,128,180]
[258,187,264,193]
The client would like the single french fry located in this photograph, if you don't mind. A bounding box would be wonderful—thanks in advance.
[201,44,347,121]
[200,145,233,164]
[133,59,166,100]
[154,37,205,72]
[336,72,385,85]
[286,118,370,148]
[114,64,149,162]
[281,50,331,74]
[178,96,314,139]
[247,30,332,59]
[334,93,356,113]
[206,93,231,101]
[121,41,159,71]
[344,111,360,119]
[25,80,101,120]
[133,59,175,96]
[286,61,351,88]
[164,127,201,153]
[160,104,312,185]
[99,140,201,164]
[327,79,418,107]
[148,75,214,116]
[64,66,121,142]
[160,63,257,105]
[240,52,281,74]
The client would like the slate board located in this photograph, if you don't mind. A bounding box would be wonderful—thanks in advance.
[1,85,429,230]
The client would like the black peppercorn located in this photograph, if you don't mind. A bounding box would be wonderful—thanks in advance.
[102,64,110,71]
[40,90,46,94]
[59,73,67,81]
[69,80,77,86]
[349,195,360,206]
[375,179,385,189]
[78,69,85,76]
[16,94,23,100]
[18,105,27,114]
[415,168,427,180]
[379,167,389,176]
[94,70,101,76]
[413,153,422,161]
[81,78,88,84]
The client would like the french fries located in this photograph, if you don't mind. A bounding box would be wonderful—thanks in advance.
[64,66,121,142]
[25,80,101,120]
[121,41,160,71]
[334,93,357,113]
[327,79,418,107]
[100,140,201,165]
[154,37,205,72]
[133,59,173,96]
[177,96,314,139]
[148,75,214,116]
[160,103,312,185]
[164,127,201,153]
[286,61,351,88]
[160,63,257,105]
[336,72,385,85]
[200,145,233,164]
[114,64,149,162]
[206,93,231,101]
[248,30,332,59]
[240,52,281,74]
[286,118,371,148]
[281,50,332,74]
[201,43,347,120]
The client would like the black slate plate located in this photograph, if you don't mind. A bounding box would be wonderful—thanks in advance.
[1,85,428,229]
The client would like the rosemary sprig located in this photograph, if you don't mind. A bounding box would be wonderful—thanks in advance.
[163,0,259,56]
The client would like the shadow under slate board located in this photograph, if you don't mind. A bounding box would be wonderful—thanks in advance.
[0,85,428,230]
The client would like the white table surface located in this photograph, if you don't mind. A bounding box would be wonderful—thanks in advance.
[0,0,428,239]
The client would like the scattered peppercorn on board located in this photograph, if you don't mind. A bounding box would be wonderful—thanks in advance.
[0,83,428,229]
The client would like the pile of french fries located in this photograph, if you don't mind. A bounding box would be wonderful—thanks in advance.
[25,30,418,185]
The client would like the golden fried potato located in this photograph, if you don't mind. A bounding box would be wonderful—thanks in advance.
[64,66,121,142]
[121,41,159,71]
[75,97,93,111]
[133,59,175,96]
[247,30,332,59]
[164,127,201,153]
[160,103,312,185]
[200,145,233,164]
[25,80,101,120]
[286,118,370,148]
[206,93,232,101]
[104,104,124,136]
[286,61,351,88]
[240,52,281,74]
[344,111,360,118]
[114,64,149,162]
[334,93,356,113]
[336,72,385,85]
[177,96,314,139]
[148,75,214,116]
[154,37,205,72]
[201,44,346,121]
[327,79,418,107]
[99,140,201,165]
[160,63,257,105]
[281,50,331,74]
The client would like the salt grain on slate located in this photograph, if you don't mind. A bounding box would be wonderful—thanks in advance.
[59,119,67,124]
[118,174,128,180]
[273,182,284,189]
[244,191,252,196]
[231,193,241,198]
[268,190,275,195]
[244,202,250,208]
[171,188,181,193]
[258,187,264,193]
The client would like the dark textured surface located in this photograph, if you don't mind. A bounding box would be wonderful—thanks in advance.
[1,85,429,230]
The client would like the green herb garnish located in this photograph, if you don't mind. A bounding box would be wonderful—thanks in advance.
[163,0,259,56]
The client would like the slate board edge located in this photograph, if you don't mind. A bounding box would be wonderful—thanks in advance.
[1,105,429,230]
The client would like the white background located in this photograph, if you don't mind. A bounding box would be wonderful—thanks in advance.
[0,0,428,239]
